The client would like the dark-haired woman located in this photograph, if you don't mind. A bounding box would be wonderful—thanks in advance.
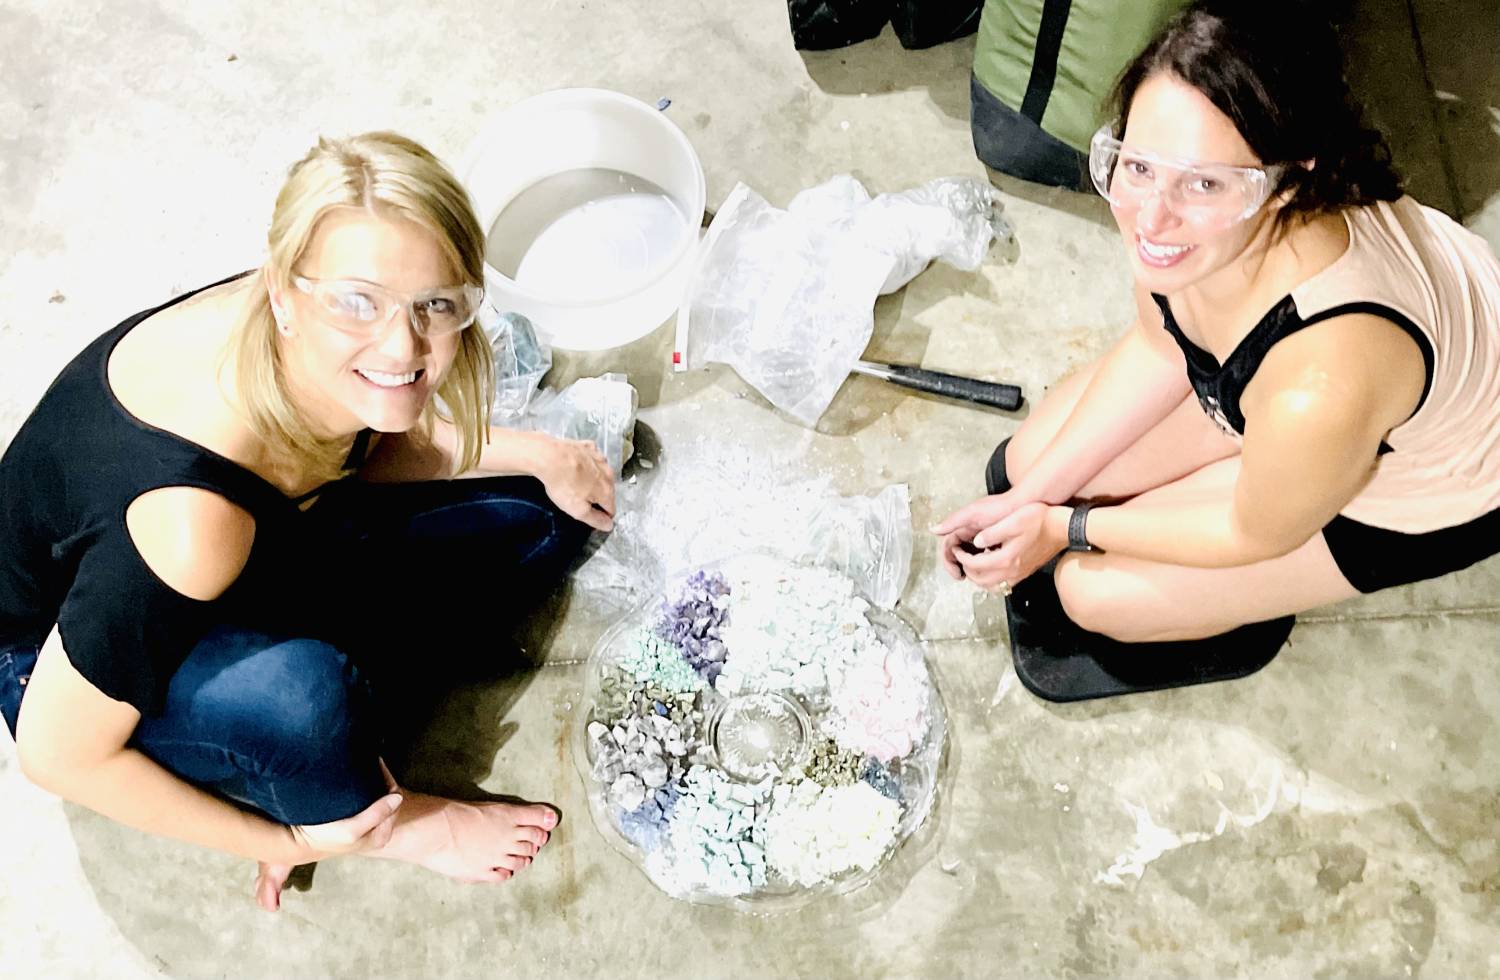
[935,1,1500,640]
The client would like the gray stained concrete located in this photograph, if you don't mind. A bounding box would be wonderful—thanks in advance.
[3,1,1499,977]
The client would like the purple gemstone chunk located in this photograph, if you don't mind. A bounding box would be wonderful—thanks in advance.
[656,570,732,682]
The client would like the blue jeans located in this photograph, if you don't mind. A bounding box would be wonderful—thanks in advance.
[0,475,590,826]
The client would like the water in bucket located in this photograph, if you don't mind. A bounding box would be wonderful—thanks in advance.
[485,168,689,303]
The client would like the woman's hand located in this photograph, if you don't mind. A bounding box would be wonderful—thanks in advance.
[255,763,404,912]
[931,491,1025,580]
[951,501,1067,594]
[536,436,616,532]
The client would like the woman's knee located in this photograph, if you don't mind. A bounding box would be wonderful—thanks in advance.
[541,505,593,566]
[987,429,1048,496]
[405,480,589,570]
[201,636,366,755]
[511,488,592,577]
[989,369,1095,495]
[1054,556,1157,643]
[1002,425,1040,489]
[494,499,589,583]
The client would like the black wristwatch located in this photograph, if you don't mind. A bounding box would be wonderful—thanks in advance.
[1066,503,1097,552]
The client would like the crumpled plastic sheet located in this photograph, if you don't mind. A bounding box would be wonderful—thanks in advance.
[787,175,1007,295]
[681,175,1013,427]
[574,482,913,614]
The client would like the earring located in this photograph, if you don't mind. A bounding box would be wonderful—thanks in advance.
[273,307,293,336]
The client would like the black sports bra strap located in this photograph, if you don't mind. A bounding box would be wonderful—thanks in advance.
[285,429,374,507]
[1150,293,1220,373]
[343,428,373,471]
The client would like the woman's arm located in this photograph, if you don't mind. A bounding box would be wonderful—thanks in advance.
[362,419,616,530]
[1050,313,1429,566]
[935,286,1191,552]
[16,627,310,864]
[17,489,399,866]
[21,489,304,863]
[1011,291,1194,505]
[360,418,557,482]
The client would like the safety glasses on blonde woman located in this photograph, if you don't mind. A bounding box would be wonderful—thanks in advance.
[293,275,484,338]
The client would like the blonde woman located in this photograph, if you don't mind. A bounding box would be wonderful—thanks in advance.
[0,133,615,910]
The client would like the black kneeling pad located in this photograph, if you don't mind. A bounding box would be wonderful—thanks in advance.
[1005,571,1293,703]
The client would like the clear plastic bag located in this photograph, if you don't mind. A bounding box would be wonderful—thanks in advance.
[523,373,638,474]
[481,304,552,424]
[679,175,1010,426]
[480,302,637,472]
[681,182,891,427]
[700,483,913,611]
[793,484,913,610]
[573,475,913,615]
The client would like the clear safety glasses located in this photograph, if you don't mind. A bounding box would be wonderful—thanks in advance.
[293,275,485,338]
[1088,124,1285,229]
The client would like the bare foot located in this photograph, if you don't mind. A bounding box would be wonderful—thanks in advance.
[255,861,294,911]
[366,791,557,883]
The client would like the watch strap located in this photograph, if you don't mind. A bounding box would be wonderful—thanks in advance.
[1067,503,1096,552]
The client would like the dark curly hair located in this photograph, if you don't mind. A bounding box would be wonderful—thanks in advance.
[1110,0,1403,233]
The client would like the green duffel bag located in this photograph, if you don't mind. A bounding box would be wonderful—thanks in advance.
[971,0,1189,189]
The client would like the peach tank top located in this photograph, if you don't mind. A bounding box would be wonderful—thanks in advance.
[1291,196,1500,532]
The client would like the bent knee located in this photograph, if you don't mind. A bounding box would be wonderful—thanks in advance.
[1054,556,1158,643]
[207,637,363,748]
[1001,368,1097,488]
[1000,420,1056,493]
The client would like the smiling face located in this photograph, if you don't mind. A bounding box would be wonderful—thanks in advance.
[274,206,465,437]
[1111,72,1283,293]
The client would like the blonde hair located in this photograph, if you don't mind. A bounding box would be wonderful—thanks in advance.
[230,131,494,483]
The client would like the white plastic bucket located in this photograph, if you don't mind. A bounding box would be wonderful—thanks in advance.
[461,89,706,351]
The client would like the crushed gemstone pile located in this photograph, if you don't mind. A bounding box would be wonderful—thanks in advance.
[582,558,940,901]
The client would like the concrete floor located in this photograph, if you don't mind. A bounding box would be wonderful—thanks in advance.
[3,1,1500,977]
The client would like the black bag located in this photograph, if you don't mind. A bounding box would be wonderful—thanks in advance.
[788,0,892,50]
[891,0,984,49]
[789,0,982,51]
